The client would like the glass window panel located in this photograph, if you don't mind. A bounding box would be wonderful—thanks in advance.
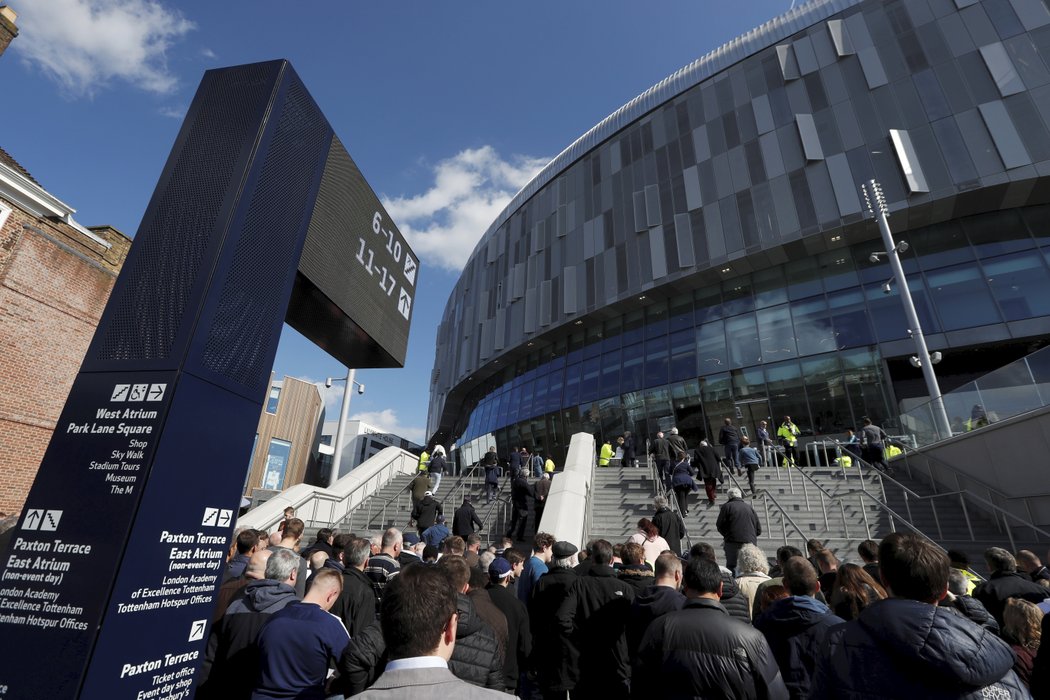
[819,251,859,293]
[982,250,1050,319]
[801,354,853,436]
[670,379,705,444]
[963,209,1033,257]
[840,347,892,429]
[646,299,669,339]
[700,373,733,443]
[863,283,910,342]
[757,305,798,361]
[752,266,788,308]
[621,342,644,394]
[266,385,281,414]
[697,320,728,375]
[670,336,697,383]
[913,69,952,121]
[1021,204,1050,246]
[925,263,1003,331]
[793,296,836,356]
[669,293,694,331]
[765,360,811,436]
[622,309,644,346]
[732,366,767,401]
[911,220,976,270]
[722,276,755,316]
[644,335,670,388]
[563,361,581,407]
[725,313,762,369]
[786,257,824,299]
[695,286,723,323]
[828,289,874,348]
[579,357,601,403]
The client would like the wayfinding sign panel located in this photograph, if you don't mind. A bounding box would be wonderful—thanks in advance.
[0,59,415,699]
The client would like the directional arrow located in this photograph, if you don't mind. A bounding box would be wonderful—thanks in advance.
[188,619,207,642]
[218,510,232,527]
[23,510,43,530]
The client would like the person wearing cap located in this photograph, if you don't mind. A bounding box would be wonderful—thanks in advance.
[398,533,423,568]
[530,540,581,696]
[412,490,444,539]
[453,495,484,538]
[423,514,451,550]
[486,557,532,693]
[410,470,433,514]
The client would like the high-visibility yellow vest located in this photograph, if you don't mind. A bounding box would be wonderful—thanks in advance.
[599,443,614,466]
[418,450,429,471]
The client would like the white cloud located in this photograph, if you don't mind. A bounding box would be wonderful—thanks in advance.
[15,0,194,97]
[350,409,425,445]
[158,105,186,120]
[383,146,549,272]
[201,47,216,60]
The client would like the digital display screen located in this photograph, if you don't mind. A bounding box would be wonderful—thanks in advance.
[294,135,417,368]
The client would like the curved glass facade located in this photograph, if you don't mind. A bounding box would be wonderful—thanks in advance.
[428,0,1050,465]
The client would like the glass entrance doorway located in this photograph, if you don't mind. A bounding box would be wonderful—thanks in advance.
[734,399,772,460]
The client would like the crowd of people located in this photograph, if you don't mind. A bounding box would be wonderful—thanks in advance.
[203,496,1050,699]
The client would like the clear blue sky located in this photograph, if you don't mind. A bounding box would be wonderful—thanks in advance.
[4,0,791,444]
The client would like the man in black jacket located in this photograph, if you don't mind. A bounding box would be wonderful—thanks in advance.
[689,541,751,623]
[529,541,580,697]
[692,438,722,506]
[635,555,788,699]
[411,491,443,538]
[453,495,484,538]
[650,431,672,489]
[437,555,505,690]
[507,472,533,541]
[330,537,377,638]
[558,539,635,699]
[754,556,843,699]
[811,533,1028,699]
[487,557,532,693]
[627,552,684,657]
[716,487,761,573]
[651,496,685,556]
[973,546,1048,626]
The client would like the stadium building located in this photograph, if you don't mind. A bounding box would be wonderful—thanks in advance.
[428,0,1050,466]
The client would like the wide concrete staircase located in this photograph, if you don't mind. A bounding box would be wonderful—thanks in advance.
[585,458,1045,567]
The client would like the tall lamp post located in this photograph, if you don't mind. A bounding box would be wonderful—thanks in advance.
[326,368,365,487]
[861,179,952,441]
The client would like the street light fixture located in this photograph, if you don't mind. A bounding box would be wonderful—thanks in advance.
[325,368,365,487]
[861,179,952,440]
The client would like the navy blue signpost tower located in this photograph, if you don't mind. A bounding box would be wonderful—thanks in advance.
[0,60,416,698]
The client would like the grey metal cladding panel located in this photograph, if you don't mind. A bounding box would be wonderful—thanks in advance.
[753,95,775,134]
[479,318,493,360]
[683,166,703,210]
[833,101,864,151]
[826,153,862,214]
[955,0,979,9]
[540,280,553,327]
[857,46,889,88]
[633,190,648,232]
[583,218,596,259]
[960,4,1002,47]
[769,173,800,236]
[694,125,712,161]
[674,213,696,268]
[760,132,786,178]
[603,250,618,303]
[512,262,525,300]
[805,162,840,225]
[645,184,662,227]
[494,307,506,350]
[703,204,726,260]
[889,129,930,193]
[794,36,820,75]
[939,12,976,57]
[563,266,577,314]
[712,153,734,199]
[796,113,824,161]
[649,226,668,279]
[728,146,751,192]
[956,109,1005,175]
[844,11,874,49]
[980,42,1026,96]
[978,100,1032,168]
[828,18,855,55]
[523,287,539,334]
[1007,35,1050,89]
[777,44,801,81]
[1010,0,1050,30]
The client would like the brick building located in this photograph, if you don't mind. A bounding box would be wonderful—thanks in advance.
[0,6,17,58]
[0,148,132,514]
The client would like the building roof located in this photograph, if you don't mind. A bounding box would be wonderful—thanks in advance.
[0,145,41,187]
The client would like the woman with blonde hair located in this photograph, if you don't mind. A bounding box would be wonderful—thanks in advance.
[735,543,771,619]
[1003,597,1042,687]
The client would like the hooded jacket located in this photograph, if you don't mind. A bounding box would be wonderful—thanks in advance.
[198,579,298,699]
[449,593,504,690]
[810,598,1030,699]
[754,595,844,699]
[452,501,483,537]
[411,495,442,530]
[627,583,685,656]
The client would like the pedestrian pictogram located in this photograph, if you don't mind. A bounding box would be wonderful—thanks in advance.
[202,507,219,527]
[147,384,166,401]
[398,289,412,320]
[111,384,130,402]
[188,619,207,642]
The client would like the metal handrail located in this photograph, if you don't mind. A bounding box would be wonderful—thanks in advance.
[807,438,1050,549]
[478,472,514,536]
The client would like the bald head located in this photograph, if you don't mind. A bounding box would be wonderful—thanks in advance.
[244,548,272,580]
[303,568,343,611]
